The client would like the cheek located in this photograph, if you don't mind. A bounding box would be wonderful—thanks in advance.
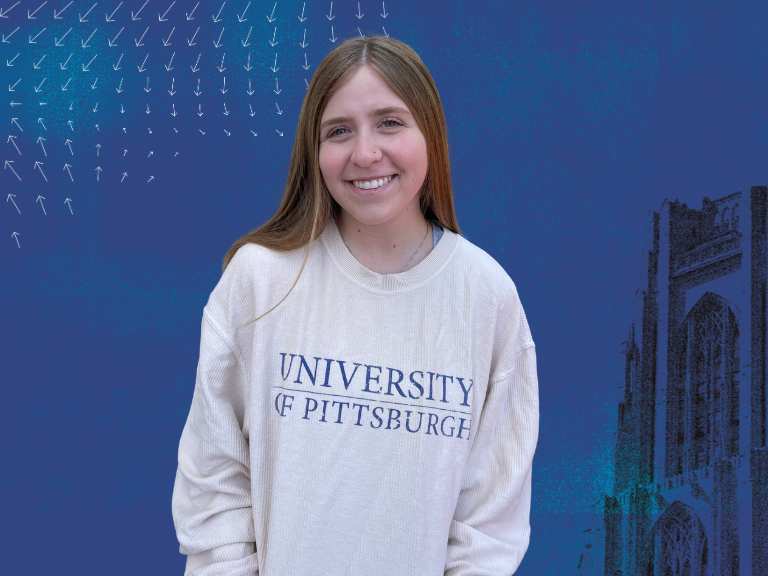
[318,147,344,177]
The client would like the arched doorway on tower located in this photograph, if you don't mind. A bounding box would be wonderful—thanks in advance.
[644,501,708,576]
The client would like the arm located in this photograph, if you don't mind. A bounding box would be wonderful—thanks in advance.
[445,344,539,576]
[172,312,259,576]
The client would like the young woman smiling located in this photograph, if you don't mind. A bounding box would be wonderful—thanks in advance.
[172,35,539,576]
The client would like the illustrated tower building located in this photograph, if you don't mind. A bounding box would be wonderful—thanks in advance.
[577,186,768,576]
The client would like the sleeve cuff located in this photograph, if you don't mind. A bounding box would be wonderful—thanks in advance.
[184,543,258,576]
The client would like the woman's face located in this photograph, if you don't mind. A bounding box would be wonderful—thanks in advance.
[318,65,429,227]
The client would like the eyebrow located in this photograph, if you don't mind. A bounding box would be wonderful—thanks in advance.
[319,106,412,130]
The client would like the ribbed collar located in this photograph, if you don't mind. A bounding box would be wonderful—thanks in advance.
[319,215,460,292]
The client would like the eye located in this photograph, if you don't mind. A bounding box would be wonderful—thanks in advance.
[326,118,404,139]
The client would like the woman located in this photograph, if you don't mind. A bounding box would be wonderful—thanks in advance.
[172,35,539,576]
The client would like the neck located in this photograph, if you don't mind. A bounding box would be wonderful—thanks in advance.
[335,211,433,274]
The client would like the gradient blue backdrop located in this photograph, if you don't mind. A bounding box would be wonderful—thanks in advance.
[1,0,766,574]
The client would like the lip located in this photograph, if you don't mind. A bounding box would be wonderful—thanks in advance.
[346,174,398,196]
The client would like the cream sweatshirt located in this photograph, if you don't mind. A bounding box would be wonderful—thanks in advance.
[172,215,539,576]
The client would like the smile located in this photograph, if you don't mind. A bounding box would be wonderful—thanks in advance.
[346,174,398,196]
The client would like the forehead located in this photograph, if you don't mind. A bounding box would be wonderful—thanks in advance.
[321,67,409,117]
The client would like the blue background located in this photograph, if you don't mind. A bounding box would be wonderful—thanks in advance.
[1,0,766,574]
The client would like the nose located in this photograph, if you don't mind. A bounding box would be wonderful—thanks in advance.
[351,132,380,165]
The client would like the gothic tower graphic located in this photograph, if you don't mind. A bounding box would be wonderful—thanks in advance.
[576,186,768,576]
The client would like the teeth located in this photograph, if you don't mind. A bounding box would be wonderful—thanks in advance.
[353,175,394,189]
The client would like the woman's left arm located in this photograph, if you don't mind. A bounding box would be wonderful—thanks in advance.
[444,344,540,576]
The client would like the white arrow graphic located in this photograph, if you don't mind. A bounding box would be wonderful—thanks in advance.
[187,27,199,46]
[0,1,20,18]
[213,1,225,22]
[132,0,149,20]
[29,27,47,44]
[241,26,252,47]
[106,2,122,22]
[7,134,21,155]
[159,1,175,21]
[2,27,20,43]
[79,2,96,22]
[135,27,149,47]
[54,27,72,46]
[82,53,97,71]
[163,27,175,46]
[213,27,224,48]
[28,2,47,20]
[34,160,47,181]
[4,160,21,180]
[109,27,123,47]
[81,28,97,48]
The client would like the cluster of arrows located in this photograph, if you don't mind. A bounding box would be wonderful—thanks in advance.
[3,0,393,247]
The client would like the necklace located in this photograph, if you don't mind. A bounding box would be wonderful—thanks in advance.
[338,219,430,273]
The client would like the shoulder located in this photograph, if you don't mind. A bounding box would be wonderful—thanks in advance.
[455,235,534,355]
[203,242,308,335]
[455,235,521,307]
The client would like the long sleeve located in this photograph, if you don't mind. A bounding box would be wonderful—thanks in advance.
[172,312,259,576]
[444,344,539,576]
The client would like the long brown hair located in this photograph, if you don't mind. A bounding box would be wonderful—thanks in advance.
[224,34,462,327]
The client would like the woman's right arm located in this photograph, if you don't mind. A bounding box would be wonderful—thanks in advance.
[172,312,259,576]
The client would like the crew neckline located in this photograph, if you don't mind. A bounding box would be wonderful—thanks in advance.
[319,215,460,292]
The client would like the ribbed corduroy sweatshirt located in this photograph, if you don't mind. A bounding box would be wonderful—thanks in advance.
[172,215,539,576]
